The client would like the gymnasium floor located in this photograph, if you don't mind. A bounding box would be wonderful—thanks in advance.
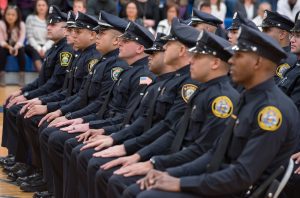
[0,86,33,198]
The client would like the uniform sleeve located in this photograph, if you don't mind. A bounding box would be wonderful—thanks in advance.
[70,100,102,119]
[123,121,170,155]
[289,77,300,113]
[178,117,292,196]
[154,140,214,171]
[40,89,68,104]
[111,116,148,144]
[137,130,175,161]
[25,49,71,99]
[166,150,213,177]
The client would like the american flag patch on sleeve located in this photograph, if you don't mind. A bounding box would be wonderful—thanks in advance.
[139,76,152,85]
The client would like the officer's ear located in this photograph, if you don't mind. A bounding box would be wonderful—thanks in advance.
[136,44,145,54]
[211,57,221,70]
[279,30,289,41]
[253,55,262,70]
[90,31,97,40]
[178,44,188,57]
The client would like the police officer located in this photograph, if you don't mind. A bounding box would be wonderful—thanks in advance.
[260,10,297,83]
[68,19,199,198]
[136,25,299,198]
[18,11,100,194]
[189,8,222,34]
[104,30,240,198]
[1,5,73,167]
[227,11,260,93]
[277,14,300,112]
[36,11,130,198]
[227,11,259,45]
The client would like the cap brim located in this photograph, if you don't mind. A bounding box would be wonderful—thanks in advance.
[161,34,176,41]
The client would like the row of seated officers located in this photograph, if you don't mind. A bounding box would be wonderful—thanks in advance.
[1,4,300,198]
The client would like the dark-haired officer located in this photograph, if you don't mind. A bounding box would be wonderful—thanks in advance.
[1,5,73,167]
[227,11,260,93]
[17,11,100,195]
[190,8,227,38]
[105,29,240,198]
[227,11,259,45]
[136,24,299,198]
[260,10,297,83]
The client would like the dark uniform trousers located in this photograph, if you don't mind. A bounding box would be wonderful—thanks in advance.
[67,66,197,198]
[47,57,152,198]
[18,45,99,167]
[1,38,73,156]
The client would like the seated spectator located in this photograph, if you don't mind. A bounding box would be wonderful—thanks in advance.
[210,0,227,21]
[25,0,53,72]
[87,0,117,17]
[277,0,300,21]
[252,1,271,31]
[135,0,160,32]
[124,1,143,26]
[234,0,259,19]
[156,3,178,35]
[0,5,26,86]
[73,0,86,14]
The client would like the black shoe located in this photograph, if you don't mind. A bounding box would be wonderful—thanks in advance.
[33,191,54,198]
[20,179,48,192]
[16,170,43,185]
[0,154,14,165]
[7,165,33,181]
[3,162,26,173]
[0,156,15,167]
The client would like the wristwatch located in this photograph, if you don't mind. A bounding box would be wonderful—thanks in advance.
[65,112,72,120]
[150,157,156,169]
[23,92,29,97]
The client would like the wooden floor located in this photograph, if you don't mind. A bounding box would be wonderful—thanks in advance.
[0,86,33,198]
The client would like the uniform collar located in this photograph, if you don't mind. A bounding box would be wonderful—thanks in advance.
[54,37,67,48]
[102,48,119,60]
[198,75,229,91]
[175,65,190,77]
[131,56,149,67]
[283,45,291,53]
[157,71,176,81]
[82,43,96,53]
[244,78,275,103]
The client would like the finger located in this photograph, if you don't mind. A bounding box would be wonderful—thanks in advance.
[294,167,300,174]
[94,144,106,151]
[100,159,122,170]
[92,151,105,158]
[38,116,48,127]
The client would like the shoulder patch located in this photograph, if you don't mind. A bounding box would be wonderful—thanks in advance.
[276,63,290,79]
[181,84,198,103]
[88,59,99,73]
[211,96,233,118]
[111,67,124,81]
[257,106,282,131]
[60,52,72,67]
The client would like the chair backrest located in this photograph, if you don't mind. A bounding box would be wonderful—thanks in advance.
[272,158,294,198]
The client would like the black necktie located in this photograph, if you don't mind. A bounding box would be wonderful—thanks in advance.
[207,92,245,173]
[169,90,199,153]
